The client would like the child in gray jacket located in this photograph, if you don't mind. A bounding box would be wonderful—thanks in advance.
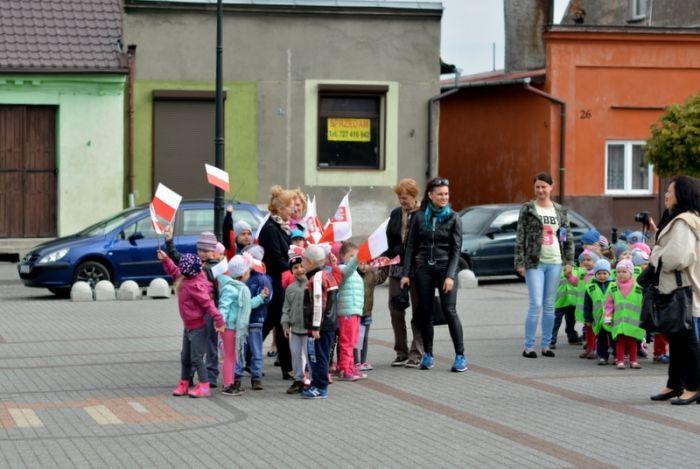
[281,249,309,394]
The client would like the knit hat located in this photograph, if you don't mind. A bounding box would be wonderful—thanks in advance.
[598,235,610,250]
[228,254,251,278]
[196,232,218,252]
[616,259,634,274]
[631,249,650,266]
[242,244,265,261]
[612,241,629,259]
[578,249,600,264]
[215,242,225,255]
[627,231,645,245]
[581,229,601,246]
[234,220,252,235]
[291,229,304,240]
[630,242,651,255]
[593,259,611,275]
[178,253,202,277]
[304,244,326,264]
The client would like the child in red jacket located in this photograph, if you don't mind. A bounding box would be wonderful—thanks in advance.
[159,251,225,398]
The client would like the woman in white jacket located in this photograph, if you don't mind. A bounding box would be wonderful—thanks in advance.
[649,176,700,405]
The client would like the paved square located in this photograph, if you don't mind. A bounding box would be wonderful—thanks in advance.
[1,263,699,468]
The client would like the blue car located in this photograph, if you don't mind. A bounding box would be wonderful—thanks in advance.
[17,200,265,296]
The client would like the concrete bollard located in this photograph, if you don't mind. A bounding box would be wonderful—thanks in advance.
[70,281,93,302]
[458,269,478,289]
[147,278,171,299]
[94,280,116,301]
[117,280,141,300]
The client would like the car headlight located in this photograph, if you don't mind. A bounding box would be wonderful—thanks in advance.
[38,248,69,264]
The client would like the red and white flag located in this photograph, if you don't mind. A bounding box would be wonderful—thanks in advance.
[303,195,324,244]
[210,257,228,278]
[204,164,230,192]
[253,213,270,242]
[319,192,352,243]
[149,203,165,235]
[152,183,182,225]
[370,255,401,268]
[357,217,389,262]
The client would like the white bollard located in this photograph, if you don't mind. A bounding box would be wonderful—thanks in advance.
[147,278,171,299]
[458,269,478,289]
[117,280,141,300]
[70,281,94,302]
[94,280,116,301]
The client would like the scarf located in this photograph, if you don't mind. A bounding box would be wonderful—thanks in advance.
[271,214,292,236]
[400,200,420,244]
[424,203,452,229]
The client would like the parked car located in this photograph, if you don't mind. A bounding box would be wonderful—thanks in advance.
[459,204,597,277]
[18,200,265,296]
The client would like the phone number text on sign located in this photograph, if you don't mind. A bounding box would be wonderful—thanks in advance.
[327,118,371,142]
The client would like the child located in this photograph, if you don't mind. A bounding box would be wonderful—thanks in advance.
[281,248,309,394]
[290,229,306,247]
[301,244,341,399]
[604,260,645,369]
[159,251,225,398]
[235,221,254,252]
[218,255,268,395]
[336,241,364,381]
[235,246,272,390]
[282,246,305,290]
[551,264,583,348]
[571,249,599,358]
[583,259,613,365]
[355,261,389,371]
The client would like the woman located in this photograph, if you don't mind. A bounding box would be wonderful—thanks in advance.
[258,185,296,380]
[648,176,700,405]
[515,172,574,358]
[289,188,307,234]
[400,177,467,372]
[386,178,424,367]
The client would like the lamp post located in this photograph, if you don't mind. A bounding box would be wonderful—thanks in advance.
[213,0,224,240]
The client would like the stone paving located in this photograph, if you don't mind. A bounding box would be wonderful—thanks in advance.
[1,262,700,468]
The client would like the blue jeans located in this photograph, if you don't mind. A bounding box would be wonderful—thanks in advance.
[694,317,700,343]
[310,330,335,391]
[524,263,562,350]
[235,326,263,380]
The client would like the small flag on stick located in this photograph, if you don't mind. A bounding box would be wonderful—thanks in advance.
[205,164,230,192]
[357,218,390,263]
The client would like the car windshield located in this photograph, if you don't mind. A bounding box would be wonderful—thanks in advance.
[77,207,143,236]
[460,208,496,234]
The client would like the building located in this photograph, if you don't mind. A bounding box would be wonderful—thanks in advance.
[562,0,700,27]
[0,0,126,240]
[122,0,443,235]
[438,1,700,235]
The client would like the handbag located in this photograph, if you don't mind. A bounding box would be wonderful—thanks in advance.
[641,258,693,334]
[432,294,448,326]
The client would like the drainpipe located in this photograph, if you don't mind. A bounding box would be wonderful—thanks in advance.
[127,45,137,207]
[427,69,461,178]
[523,80,567,203]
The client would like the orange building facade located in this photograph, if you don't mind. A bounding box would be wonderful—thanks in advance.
[439,26,700,234]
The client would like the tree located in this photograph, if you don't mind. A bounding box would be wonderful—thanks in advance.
[645,92,700,177]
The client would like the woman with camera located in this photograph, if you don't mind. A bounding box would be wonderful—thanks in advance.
[648,175,700,405]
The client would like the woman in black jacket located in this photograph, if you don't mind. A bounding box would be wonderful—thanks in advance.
[258,185,295,380]
[401,177,467,372]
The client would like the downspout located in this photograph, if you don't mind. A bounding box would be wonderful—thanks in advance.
[427,70,460,178]
[127,45,137,207]
[523,80,567,203]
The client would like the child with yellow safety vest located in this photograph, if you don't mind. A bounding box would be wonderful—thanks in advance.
[583,259,614,365]
[569,249,599,359]
[604,260,645,369]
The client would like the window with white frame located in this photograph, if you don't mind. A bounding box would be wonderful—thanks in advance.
[605,141,653,195]
[629,0,646,20]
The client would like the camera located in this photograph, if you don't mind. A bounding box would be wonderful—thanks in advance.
[634,211,650,225]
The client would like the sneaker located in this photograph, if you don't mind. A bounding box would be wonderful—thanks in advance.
[598,358,608,366]
[188,382,211,398]
[286,381,303,394]
[549,343,557,350]
[405,358,421,368]
[352,371,368,380]
[251,380,264,391]
[338,371,359,381]
[172,379,190,396]
[568,336,583,345]
[658,354,670,364]
[617,362,626,370]
[267,350,277,358]
[301,387,328,399]
[419,353,434,370]
[630,361,642,369]
[451,354,468,372]
[359,362,373,371]
[391,357,409,367]
[222,383,244,396]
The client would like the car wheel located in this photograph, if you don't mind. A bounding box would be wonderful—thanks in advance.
[48,287,70,298]
[74,261,110,287]
[458,257,472,272]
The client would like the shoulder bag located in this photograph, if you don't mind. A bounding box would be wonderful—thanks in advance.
[641,258,693,334]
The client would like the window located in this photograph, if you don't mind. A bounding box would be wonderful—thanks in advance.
[180,208,261,236]
[317,86,386,169]
[122,217,158,239]
[489,210,519,233]
[460,208,496,235]
[629,0,646,20]
[605,141,653,195]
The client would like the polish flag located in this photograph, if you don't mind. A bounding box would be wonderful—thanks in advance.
[210,257,228,278]
[253,213,270,242]
[149,203,165,235]
[204,164,230,192]
[357,218,389,262]
[370,255,401,268]
[152,183,182,224]
[304,195,324,244]
[318,192,352,243]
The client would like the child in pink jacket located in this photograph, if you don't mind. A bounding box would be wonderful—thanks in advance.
[159,251,225,398]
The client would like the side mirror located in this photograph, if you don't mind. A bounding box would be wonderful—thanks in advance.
[484,226,499,238]
[118,230,126,240]
[128,231,144,245]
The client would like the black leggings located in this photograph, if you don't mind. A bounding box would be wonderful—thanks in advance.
[413,262,464,355]
[666,328,700,392]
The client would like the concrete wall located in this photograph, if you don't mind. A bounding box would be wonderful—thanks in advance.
[504,0,554,72]
[0,75,125,236]
[123,8,441,235]
[562,0,700,26]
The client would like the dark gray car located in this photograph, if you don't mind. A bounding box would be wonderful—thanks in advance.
[459,204,597,277]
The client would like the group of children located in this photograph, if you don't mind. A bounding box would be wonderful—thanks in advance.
[552,229,663,369]
[161,214,388,400]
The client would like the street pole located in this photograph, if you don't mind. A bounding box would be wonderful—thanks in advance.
[213,0,224,240]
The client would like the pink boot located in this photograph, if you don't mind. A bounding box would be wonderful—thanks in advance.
[172,380,190,396]
[188,382,211,398]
